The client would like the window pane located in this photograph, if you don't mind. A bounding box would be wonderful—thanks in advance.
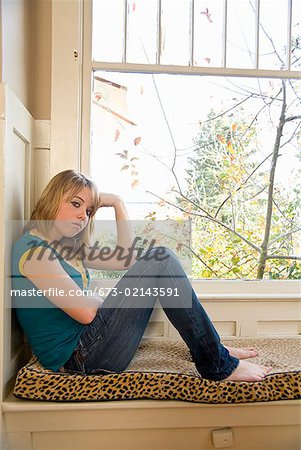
[90,71,301,279]
[291,0,301,71]
[92,0,124,62]
[259,0,288,70]
[194,0,224,67]
[160,0,191,65]
[92,0,298,71]
[126,0,158,64]
[226,0,256,69]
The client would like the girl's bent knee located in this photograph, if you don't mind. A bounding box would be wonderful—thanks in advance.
[140,246,177,263]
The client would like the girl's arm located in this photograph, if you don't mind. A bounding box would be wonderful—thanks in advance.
[23,250,102,324]
[85,194,137,271]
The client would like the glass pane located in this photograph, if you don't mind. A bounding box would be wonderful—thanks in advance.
[226,0,256,69]
[291,0,301,71]
[160,0,191,65]
[92,0,124,62]
[91,72,176,217]
[126,0,158,64]
[259,0,288,70]
[90,71,301,279]
[194,0,225,67]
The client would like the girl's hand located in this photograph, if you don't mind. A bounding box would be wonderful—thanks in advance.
[98,193,122,208]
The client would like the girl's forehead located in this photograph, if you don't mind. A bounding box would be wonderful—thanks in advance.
[65,186,95,203]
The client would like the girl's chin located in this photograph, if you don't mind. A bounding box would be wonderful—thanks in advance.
[62,231,83,239]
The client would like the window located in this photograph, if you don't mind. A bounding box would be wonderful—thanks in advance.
[90,0,300,71]
[51,0,301,284]
[87,0,300,280]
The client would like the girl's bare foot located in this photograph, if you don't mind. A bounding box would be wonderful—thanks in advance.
[226,346,258,359]
[223,360,272,382]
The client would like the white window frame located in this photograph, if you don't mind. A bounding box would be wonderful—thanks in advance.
[51,0,301,298]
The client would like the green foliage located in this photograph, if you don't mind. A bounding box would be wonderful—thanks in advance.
[180,101,300,279]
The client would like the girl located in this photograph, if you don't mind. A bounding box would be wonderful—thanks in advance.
[12,170,271,381]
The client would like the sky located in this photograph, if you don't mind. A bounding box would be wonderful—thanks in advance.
[90,0,301,220]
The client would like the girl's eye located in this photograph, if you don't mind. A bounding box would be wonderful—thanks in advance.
[71,201,80,208]
[86,209,93,217]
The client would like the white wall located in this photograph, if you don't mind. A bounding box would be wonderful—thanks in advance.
[0,0,52,119]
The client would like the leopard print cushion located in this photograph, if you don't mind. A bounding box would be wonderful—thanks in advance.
[13,338,301,403]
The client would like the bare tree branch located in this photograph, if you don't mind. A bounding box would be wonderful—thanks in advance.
[257,80,287,278]
[150,74,180,186]
[283,115,301,123]
[203,95,254,123]
[269,227,301,247]
[146,190,261,252]
[289,80,301,103]
[158,229,220,277]
[244,185,269,201]
[172,190,214,219]
[280,121,301,148]
[266,255,301,260]
[214,151,273,217]
[272,199,296,226]
[184,245,220,277]
[225,78,283,102]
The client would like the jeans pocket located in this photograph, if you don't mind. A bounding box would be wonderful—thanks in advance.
[63,347,86,374]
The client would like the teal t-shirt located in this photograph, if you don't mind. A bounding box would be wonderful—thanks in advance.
[11,231,89,371]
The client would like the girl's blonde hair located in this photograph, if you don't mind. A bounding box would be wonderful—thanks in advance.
[24,169,100,250]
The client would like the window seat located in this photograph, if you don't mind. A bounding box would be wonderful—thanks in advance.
[12,338,301,403]
[3,337,301,450]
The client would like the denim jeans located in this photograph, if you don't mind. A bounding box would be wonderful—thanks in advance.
[63,247,239,381]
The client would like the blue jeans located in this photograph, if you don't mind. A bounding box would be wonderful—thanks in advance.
[63,248,239,381]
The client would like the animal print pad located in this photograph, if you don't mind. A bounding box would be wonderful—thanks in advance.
[13,338,301,403]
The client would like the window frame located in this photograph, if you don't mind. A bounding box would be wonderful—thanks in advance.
[51,0,301,295]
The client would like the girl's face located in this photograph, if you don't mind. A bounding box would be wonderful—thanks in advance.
[52,187,94,240]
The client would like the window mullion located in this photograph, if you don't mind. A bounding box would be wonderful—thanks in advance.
[255,0,260,70]
[156,0,162,65]
[222,0,228,68]
[189,0,195,67]
[122,0,128,63]
[287,0,293,70]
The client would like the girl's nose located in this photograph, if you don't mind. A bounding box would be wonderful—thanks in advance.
[77,208,87,220]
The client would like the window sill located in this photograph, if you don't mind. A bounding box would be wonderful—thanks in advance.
[192,279,301,300]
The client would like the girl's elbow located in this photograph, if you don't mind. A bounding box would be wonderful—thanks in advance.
[79,309,97,325]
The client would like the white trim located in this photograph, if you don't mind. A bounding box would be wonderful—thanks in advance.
[287,0,293,70]
[255,0,260,70]
[50,0,83,177]
[156,0,162,65]
[188,0,195,67]
[91,61,301,79]
[0,82,35,401]
[33,120,51,205]
[3,396,301,449]
[81,0,93,174]
[222,0,228,68]
[122,0,128,64]
[34,120,50,150]
[192,279,301,298]
[91,277,301,300]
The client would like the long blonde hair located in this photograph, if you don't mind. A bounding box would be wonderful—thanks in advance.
[24,170,100,251]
